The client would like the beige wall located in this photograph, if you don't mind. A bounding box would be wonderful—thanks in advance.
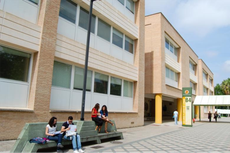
[145,13,214,121]
[0,0,145,140]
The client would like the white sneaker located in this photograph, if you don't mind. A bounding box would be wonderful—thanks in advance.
[78,149,84,153]
[73,150,79,153]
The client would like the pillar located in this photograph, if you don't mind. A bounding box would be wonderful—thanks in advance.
[177,98,182,121]
[195,106,199,119]
[155,94,162,124]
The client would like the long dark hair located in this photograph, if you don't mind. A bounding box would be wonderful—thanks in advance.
[101,105,108,114]
[93,103,100,111]
[48,117,57,127]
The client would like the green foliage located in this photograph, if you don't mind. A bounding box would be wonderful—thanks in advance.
[215,78,230,95]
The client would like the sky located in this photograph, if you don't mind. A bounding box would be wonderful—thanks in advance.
[145,0,230,86]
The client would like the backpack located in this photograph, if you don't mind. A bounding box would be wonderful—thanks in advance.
[29,137,47,144]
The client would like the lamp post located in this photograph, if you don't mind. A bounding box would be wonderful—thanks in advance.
[80,0,97,121]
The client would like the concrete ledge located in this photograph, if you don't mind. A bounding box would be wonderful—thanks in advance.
[0,107,34,112]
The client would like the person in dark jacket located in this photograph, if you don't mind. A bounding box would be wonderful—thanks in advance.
[214,111,218,122]
[208,111,212,122]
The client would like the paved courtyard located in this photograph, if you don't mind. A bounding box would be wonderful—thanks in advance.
[1,118,230,153]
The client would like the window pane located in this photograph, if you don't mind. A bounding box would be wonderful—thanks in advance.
[94,72,108,94]
[0,46,31,82]
[52,61,71,88]
[169,43,174,53]
[165,39,169,49]
[118,0,124,5]
[112,28,123,48]
[97,19,111,42]
[74,66,92,91]
[110,77,122,96]
[28,0,39,5]
[79,7,96,33]
[126,0,134,13]
[59,0,77,24]
[125,36,133,53]
[166,67,169,78]
[123,80,133,98]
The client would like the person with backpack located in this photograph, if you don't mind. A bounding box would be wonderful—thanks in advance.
[45,117,63,151]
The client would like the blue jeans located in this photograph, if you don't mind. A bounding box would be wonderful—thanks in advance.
[63,134,81,150]
[47,134,62,144]
[174,116,178,124]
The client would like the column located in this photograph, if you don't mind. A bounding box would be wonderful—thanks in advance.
[195,106,200,119]
[155,94,162,124]
[177,98,182,121]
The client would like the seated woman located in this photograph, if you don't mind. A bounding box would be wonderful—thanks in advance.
[91,103,103,132]
[45,117,63,151]
[100,105,114,133]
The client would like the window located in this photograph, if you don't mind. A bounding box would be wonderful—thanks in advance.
[203,86,208,95]
[125,36,133,53]
[110,77,122,96]
[0,46,31,82]
[165,38,178,58]
[126,0,134,13]
[59,0,77,24]
[97,19,111,42]
[189,61,195,75]
[118,0,124,5]
[94,72,108,94]
[123,80,133,98]
[74,66,92,91]
[209,79,212,87]
[79,7,96,33]
[112,28,123,48]
[165,67,178,82]
[52,61,72,88]
[203,71,207,82]
[28,0,39,5]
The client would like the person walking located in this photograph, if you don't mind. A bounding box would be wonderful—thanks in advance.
[173,109,178,125]
[214,111,218,122]
[208,111,212,122]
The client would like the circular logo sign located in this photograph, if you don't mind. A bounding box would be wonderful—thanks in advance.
[185,90,189,94]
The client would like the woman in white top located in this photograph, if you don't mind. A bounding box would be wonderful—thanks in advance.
[45,117,63,150]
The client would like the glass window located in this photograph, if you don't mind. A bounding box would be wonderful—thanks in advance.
[97,19,111,42]
[203,72,207,82]
[123,80,133,98]
[165,39,169,50]
[0,46,31,82]
[165,67,169,78]
[79,7,96,33]
[74,66,92,91]
[59,0,77,24]
[125,36,133,53]
[110,77,122,96]
[112,28,123,48]
[94,72,108,94]
[118,0,124,5]
[126,0,134,13]
[169,43,174,53]
[52,61,72,88]
[28,0,39,5]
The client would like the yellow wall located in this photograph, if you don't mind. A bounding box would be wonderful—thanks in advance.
[155,94,162,124]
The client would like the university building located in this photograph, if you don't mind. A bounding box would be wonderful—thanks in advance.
[145,13,214,124]
[0,0,145,140]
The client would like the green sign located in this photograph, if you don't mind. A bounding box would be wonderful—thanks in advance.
[182,87,193,127]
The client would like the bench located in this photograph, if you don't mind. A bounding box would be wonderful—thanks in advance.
[10,120,123,153]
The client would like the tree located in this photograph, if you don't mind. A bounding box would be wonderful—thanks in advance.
[215,83,224,95]
[221,78,230,95]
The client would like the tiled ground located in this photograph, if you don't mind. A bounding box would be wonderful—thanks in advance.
[92,123,230,153]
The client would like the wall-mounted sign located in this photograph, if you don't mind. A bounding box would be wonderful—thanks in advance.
[182,87,193,127]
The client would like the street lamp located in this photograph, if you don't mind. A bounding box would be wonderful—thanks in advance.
[80,0,98,121]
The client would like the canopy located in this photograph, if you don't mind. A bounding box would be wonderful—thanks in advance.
[193,95,230,106]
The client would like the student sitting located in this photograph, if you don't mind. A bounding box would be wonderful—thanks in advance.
[45,117,63,151]
[61,116,84,153]
[100,105,114,133]
[91,103,103,132]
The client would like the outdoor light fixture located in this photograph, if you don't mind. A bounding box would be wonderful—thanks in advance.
[80,0,99,121]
